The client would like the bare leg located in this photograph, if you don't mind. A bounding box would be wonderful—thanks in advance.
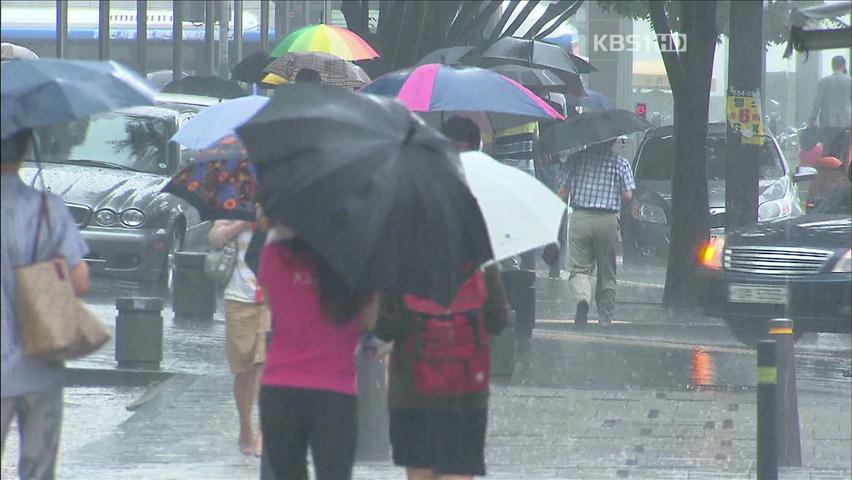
[234,364,262,455]
[407,467,437,480]
[439,475,474,480]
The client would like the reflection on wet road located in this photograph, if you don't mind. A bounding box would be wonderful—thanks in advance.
[521,330,851,397]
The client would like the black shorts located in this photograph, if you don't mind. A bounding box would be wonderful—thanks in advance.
[389,407,487,476]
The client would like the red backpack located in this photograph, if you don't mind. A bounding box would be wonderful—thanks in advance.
[402,271,489,396]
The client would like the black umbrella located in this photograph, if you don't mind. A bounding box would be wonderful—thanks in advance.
[567,53,597,74]
[539,109,653,154]
[416,46,476,66]
[236,84,494,304]
[476,37,584,76]
[231,51,271,84]
[162,75,247,99]
[488,64,583,96]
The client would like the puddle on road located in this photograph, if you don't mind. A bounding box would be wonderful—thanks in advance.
[520,333,852,396]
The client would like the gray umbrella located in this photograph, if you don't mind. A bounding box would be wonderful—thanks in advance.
[539,109,653,154]
[263,52,370,89]
[1,59,156,139]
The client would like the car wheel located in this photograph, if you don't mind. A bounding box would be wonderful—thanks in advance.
[724,316,804,348]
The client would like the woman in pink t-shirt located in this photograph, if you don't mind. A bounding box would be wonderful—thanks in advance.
[257,225,379,480]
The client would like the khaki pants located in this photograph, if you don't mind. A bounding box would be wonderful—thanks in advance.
[568,210,619,321]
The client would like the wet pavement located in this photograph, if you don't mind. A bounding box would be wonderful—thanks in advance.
[2,281,850,479]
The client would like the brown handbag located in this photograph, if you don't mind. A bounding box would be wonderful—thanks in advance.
[15,193,110,361]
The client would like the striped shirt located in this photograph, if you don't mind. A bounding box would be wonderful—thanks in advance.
[559,145,636,212]
[2,174,89,397]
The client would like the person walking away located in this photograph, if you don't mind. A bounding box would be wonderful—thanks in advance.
[559,139,635,326]
[440,116,481,153]
[809,55,852,151]
[373,264,510,480]
[257,224,379,480]
[1,129,90,479]
[208,220,271,456]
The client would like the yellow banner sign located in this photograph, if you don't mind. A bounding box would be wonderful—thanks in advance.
[726,89,764,145]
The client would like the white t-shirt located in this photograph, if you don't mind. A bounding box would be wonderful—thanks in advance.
[224,228,260,303]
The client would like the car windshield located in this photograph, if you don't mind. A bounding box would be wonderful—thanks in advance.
[635,134,785,181]
[26,111,173,175]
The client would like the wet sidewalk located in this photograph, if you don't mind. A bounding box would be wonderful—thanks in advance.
[3,295,850,479]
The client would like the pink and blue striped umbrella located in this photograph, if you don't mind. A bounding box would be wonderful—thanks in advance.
[360,63,564,132]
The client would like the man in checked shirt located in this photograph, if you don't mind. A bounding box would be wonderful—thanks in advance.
[557,138,635,326]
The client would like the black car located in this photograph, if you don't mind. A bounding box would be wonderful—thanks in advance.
[622,123,803,263]
[19,99,215,295]
[698,181,851,345]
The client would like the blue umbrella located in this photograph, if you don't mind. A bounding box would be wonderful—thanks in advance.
[170,95,269,150]
[360,63,563,132]
[1,59,156,139]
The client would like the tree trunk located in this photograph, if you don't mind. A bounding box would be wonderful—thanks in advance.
[725,0,763,231]
[662,0,717,309]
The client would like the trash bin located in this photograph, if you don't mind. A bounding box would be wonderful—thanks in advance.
[173,252,216,321]
[115,297,164,370]
[355,350,391,462]
[501,269,536,340]
[489,309,516,381]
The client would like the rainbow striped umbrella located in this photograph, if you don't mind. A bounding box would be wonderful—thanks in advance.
[269,24,379,61]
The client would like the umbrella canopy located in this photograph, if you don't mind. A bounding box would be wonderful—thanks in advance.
[476,36,585,76]
[236,84,493,304]
[488,64,583,96]
[231,51,272,84]
[269,24,379,61]
[170,95,269,150]
[460,150,566,261]
[161,75,247,99]
[261,52,370,89]
[1,42,39,60]
[539,109,653,154]
[1,59,156,140]
[162,135,257,221]
[416,46,476,66]
[146,69,190,90]
[568,53,597,74]
[580,90,615,112]
[360,63,563,132]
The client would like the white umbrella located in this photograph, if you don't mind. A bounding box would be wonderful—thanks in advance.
[460,150,567,261]
[1,43,39,61]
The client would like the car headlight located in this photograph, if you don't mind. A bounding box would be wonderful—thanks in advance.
[698,236,725,270]
[757,199,791,221]
[120,208,145,228]
[757,178,793,221]
[832,249,852,273]
[95,209,117,226]
[631,201,667,224]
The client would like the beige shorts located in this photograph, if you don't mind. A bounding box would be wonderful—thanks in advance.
[225,300,271,374]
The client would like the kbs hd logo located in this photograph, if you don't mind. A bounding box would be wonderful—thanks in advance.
[592,33,687,53]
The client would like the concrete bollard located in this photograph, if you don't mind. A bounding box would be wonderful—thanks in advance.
[490,309,517,381]
[355,350,391,462]
[115,297,164,370]
[756,339,778,480]
[172,252,216,321]
[768,318,802,467]
[501,269,536,340]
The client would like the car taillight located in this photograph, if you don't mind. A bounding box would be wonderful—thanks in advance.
[699,236,725,270]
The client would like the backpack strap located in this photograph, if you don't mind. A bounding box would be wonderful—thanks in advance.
[465,310,482,349]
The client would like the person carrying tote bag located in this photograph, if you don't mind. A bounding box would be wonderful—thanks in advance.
[1,129,99,480]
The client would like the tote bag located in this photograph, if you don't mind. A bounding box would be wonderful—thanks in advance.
[15,193,110,360]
